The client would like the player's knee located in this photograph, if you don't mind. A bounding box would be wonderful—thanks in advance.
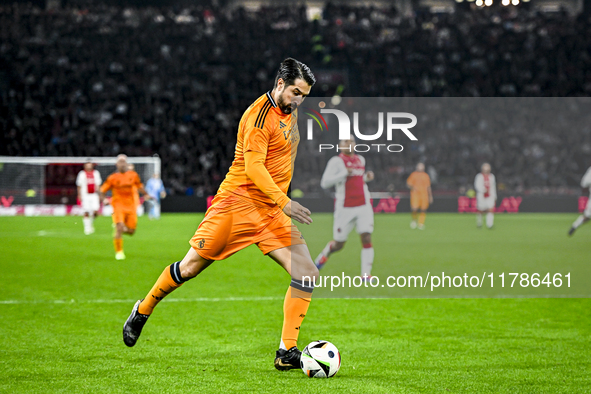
[360,233,371,244]
[311,266,320,282]
[180,252,212,279]
[181,263,199,279]
[128,229,135,235]
[332,241,345,252]
[303,265,320,282]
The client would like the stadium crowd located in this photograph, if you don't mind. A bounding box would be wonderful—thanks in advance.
[2,2,591,195]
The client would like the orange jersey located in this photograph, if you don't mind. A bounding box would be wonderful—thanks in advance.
[214,91,299,208]
[407,171,431,194]
[100,170,143,207]
[132,184,140,207]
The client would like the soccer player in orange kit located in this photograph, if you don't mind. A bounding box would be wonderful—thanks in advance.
[407,162,433,230]
[100,154,151,260]
[123,58,318,371]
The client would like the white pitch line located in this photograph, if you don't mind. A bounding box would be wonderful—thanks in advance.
[0,294,586,305]
[0,296,282,305]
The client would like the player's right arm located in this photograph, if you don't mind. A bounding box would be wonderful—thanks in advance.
[406,173,414,191]
[320,156,348,189]
[474,173,483,193]
[76,172,83,202]
[132,172,152,200]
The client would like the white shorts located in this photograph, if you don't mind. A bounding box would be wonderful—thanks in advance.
[81,194,100,213]
[333,204,374,242]
[584,198,591,217]
[477,196,496,211]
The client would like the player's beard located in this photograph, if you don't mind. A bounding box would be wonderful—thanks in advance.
[277,92,296,114]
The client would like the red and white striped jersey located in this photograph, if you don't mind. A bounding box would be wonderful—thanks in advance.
[76,170,102,197]
[474,172,497,200]
[320,153,370,208]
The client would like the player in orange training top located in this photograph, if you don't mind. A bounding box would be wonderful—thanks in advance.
[100,154,151,260]
[122,58,318,372]
[406,162,433,230]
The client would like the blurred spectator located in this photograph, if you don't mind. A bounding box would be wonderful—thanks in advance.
[1,2,590,195]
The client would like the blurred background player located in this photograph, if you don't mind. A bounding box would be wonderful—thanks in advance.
[76,160,102,235]
[406,163,433,230]
[568,166,591,236]
[100,154,151,260]
[475,163,497,229]
[315,135,375,279]
[145,173,166,220]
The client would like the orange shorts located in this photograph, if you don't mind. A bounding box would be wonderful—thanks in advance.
[410,193,429,211]
[112,205,138,230]
[190,193,306,261]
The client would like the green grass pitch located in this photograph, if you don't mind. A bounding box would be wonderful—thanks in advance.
[1,213,590,393]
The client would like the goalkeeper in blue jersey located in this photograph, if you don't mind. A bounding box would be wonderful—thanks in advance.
[145,173,166,220]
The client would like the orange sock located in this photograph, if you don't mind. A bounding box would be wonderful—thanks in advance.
[419,212,426,225]
[114,238,123,252]
[281,279,313,350]
[138,261,186,315]
[411,211,418,221]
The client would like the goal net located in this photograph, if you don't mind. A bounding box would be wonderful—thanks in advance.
[0,156,161,206]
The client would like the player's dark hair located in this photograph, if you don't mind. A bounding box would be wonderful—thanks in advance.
[274,58,316,88]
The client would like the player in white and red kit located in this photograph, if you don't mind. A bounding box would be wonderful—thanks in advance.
[314,135,375,278]
[568,166,591,236]
[474,163,497,229]
[76,161,102,235]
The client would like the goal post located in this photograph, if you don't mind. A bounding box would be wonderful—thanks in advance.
[0,156,161,206]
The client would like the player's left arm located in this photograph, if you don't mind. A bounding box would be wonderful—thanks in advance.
[406,173,414,191]
[320,157,348,189]
[134,173,152,200]
[427,174,433,204]
[491,174,497,202]
[361,157,374,183]
[243,123,311,224]
[99,176,111,204]
[95,170,102,188]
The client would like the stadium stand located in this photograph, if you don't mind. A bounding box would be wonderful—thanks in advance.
[1,2,590,195]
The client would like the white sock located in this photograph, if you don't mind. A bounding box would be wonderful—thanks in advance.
[323,241,335,257]
[361,247,374,277]
[476,213,483,227]
[486,212,494,228]
[83,216,92,232]
[279,339,287,350]
[573,215,585,229]
[315,241,334,265]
